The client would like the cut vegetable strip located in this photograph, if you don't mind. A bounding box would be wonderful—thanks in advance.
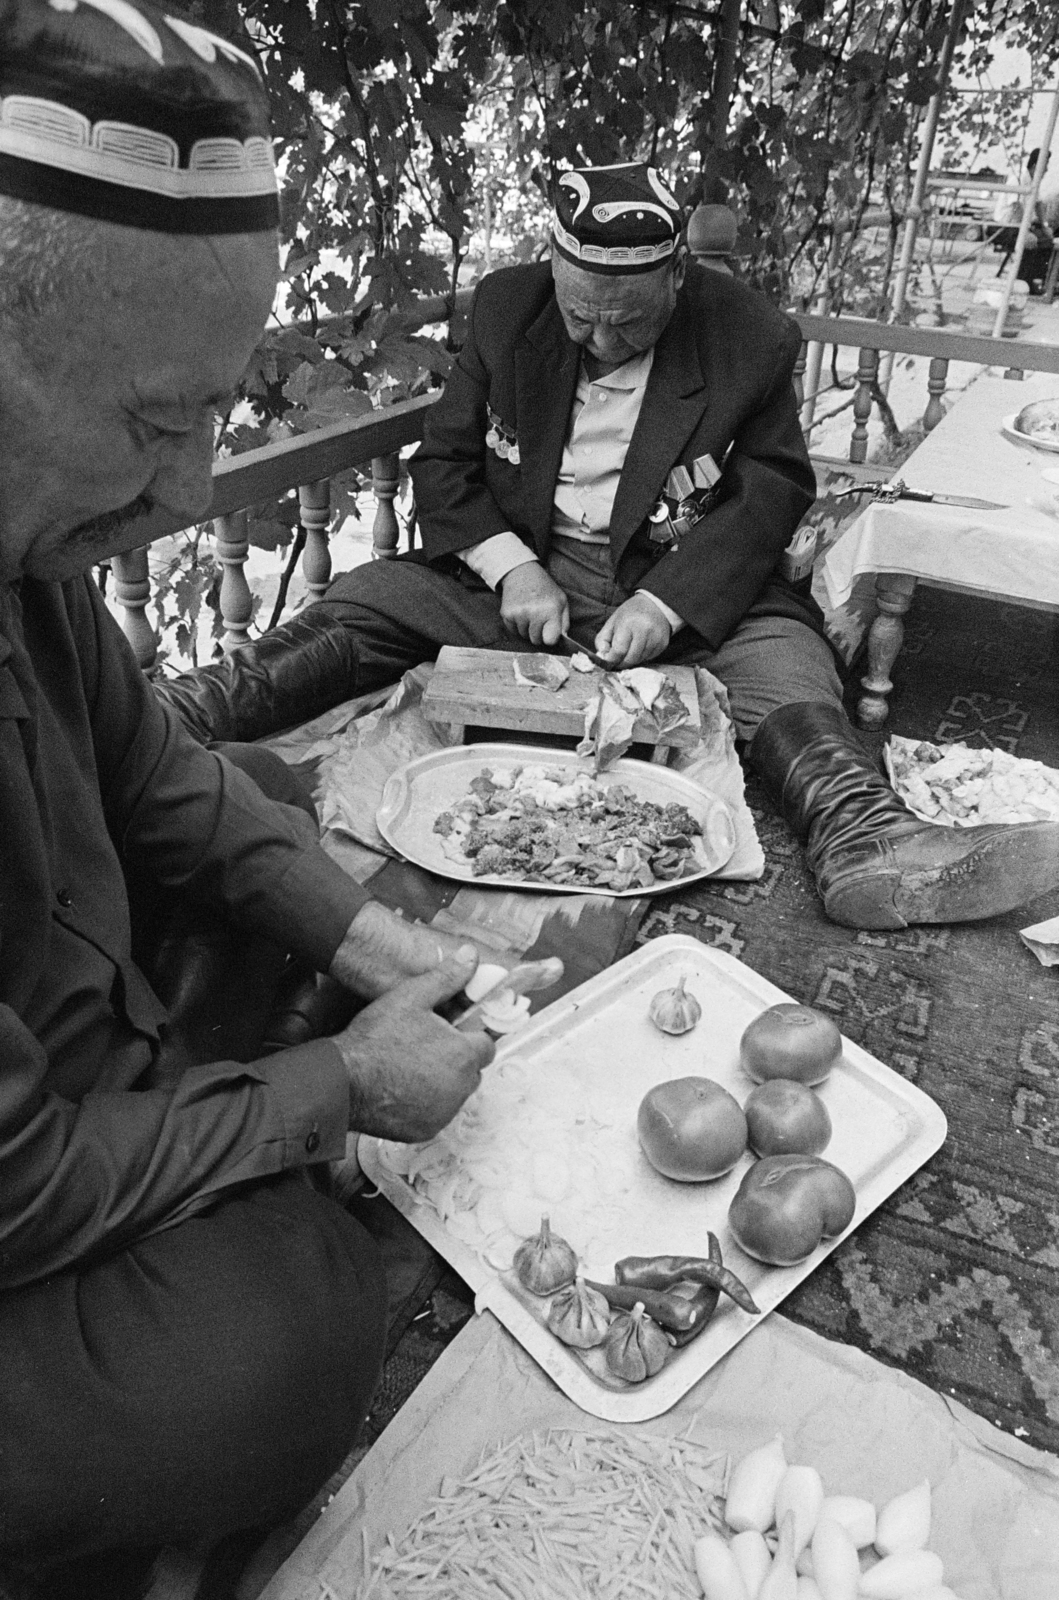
[357,1427,725,1598]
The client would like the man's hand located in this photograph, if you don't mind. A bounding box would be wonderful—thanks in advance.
[334,948,495,1141]
[499,562,570,646]
[594,594,672,669]
[329,901,473,1001]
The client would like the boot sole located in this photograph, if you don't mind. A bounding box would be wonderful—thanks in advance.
[824,828,1059,930]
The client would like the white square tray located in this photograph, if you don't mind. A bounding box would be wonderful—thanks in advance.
[359,935,947,1422]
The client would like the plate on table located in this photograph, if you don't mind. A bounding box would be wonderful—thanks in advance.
[375,742,736,898]
[1002,409,1059,455]
[359,935,948,1421]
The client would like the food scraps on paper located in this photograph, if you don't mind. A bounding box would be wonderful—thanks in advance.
[578,667,690,771]
[431,763,705,889]
[886,736,1059,826]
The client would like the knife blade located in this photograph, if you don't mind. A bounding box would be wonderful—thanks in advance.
[453,957,565,1032]
[898,490,1009,509]
[559,632,613,669]
[833,481,1007,510]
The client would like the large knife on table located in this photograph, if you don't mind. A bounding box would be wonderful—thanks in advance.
[832,478,1007,509]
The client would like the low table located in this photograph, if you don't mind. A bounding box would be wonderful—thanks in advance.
[822,371,1059,727]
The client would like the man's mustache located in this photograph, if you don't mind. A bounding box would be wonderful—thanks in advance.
[70,494,155,542]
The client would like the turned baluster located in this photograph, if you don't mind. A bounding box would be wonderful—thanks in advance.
[849,347,878,464]
[923,356,948,432]
[857,573,917,729]
[371,453,401,558]
[299,480,332,601]
[212,511,252,651]
[110,546,158,671]
[792,340,806,414]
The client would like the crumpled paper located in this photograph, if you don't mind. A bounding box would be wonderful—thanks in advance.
[1020,915,1059,966]
[264,1313,1059,1600]
[577,667,695,771]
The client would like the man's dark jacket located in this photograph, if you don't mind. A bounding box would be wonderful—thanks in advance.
[411,260,818,650]
[0,577,365,1288]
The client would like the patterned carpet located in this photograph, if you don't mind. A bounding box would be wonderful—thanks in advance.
[357,585,1059,1471]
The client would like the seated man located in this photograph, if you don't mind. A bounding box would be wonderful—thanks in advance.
[173,161,1059,933]
[990,148,1055,294]
[0,2,492,1591]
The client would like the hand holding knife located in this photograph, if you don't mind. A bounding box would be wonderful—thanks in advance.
[559,633,613,669]
[833,477,1007,510]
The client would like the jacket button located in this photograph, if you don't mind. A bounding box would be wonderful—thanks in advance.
[305,1128,320,1155]
[56,888,73,908]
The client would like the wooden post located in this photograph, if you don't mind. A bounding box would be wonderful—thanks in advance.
[923,356,949,432]
[299,479,332,601]
[849,348,879,463]
[212,510,252,651]
[371,453,402,559]
[110,546,158,671]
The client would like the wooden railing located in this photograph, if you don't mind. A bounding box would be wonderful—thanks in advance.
[114,311,1059,670]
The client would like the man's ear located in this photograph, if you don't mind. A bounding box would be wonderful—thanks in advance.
[672,245,688,290]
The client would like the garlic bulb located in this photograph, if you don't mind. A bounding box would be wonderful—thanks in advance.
[512,1215,577,1295]
[603,1301,670,1382]
[546,1275,611,1348]
[649,974,702,1035]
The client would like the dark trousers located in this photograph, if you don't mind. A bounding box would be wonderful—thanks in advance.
[317,541,843,742]
[0,746,386,1571]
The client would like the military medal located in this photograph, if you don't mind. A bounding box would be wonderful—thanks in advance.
[486,405,519,465]
[648,499,677,544]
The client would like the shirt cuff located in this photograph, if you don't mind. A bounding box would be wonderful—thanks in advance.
[249,1037,350,1167]
[459,533,540,590]
[268,842,374,974]
[636,588,684,632]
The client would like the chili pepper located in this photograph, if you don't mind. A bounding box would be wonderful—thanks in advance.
[614,1253,760,1317]
[585,1278,712,1336]
[666,1279,720,1347]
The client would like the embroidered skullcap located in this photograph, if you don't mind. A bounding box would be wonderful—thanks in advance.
[552,162,683,276]
[0,0,278,233]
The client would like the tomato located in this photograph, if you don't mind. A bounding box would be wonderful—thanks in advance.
[728,1154,856,1265]
[744,1079,832,1157]
[740,1003,842,1086]
[637,1076,748,1182]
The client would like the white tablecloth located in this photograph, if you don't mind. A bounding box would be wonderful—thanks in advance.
[823,372,1059,608]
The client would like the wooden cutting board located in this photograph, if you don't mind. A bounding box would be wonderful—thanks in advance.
[421,646,701,747]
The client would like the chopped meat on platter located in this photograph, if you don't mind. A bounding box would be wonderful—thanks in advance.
[432,764,704,889]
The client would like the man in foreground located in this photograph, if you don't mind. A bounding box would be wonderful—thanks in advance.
[0,0,491,1586]
[177,162,1059,931]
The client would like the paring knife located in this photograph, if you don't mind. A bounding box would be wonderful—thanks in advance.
[833,479,1007,510]
[454,957,565,1032]
[559,632,613,669]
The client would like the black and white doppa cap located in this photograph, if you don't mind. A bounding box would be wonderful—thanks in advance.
[0,0,278,233]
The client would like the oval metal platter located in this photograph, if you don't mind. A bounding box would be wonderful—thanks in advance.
[375,742,736,897]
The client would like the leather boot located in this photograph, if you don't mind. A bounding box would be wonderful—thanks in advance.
[154,609,358,745]
[750,701,1059,930]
